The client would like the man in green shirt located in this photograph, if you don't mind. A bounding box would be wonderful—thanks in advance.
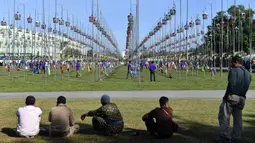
[216,55,251,142]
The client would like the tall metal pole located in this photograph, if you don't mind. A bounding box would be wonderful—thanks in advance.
[91,0,95,84]
[136,0,140,84]
[12,0,16,81]
[54,0,57,81]
[185,0,188,84]
[211,3,213,69]
[233,0,236,56]
[249,3,252,73]
[43,0,46,85]
[220,0,223,78]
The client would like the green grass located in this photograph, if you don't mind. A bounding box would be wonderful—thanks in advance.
[0,99,254,143]
[0,66,254,92]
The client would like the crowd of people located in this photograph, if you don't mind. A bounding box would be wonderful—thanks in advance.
[11,55,253,142]
[3,59,118,78]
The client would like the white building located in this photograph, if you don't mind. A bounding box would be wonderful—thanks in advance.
[0,26,91,61]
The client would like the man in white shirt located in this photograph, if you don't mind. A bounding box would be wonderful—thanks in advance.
[16,96,42,138]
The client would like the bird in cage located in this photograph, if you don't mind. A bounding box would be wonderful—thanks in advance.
[170,5,176,16]
[15,11,21,20]
[184,23,189,30]
[65,21,70,27]
[1,18,7,26]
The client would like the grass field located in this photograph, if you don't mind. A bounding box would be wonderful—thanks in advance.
[0,99,254,143]
[0,65,254,92]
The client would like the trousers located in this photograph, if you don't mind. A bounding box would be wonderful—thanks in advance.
[218,95,246,140]
[150,71,156,82]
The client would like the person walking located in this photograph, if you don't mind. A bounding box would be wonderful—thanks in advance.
[216,55,251,142]
[126,61,132,79]
[149,61,156,82]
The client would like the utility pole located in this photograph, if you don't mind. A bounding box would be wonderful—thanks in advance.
[136,0,140,84]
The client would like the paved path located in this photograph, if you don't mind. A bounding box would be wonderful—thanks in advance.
[0,90,255,99]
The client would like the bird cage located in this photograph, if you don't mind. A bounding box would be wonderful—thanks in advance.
[170,6,176,16]
[35,21,40,27]
[18,26,22,32]
[184,24,189,30]
[41,24,46,29]
[128,13,133,22]
[189,35,192,39]
[15,11,21,20]
[32,31,36,35]
[53,17,59,23]
[241,12,246,20]
[162,18,167,25]
[202,11,208,20]
[235,26,239,31]
[27,16,32,24]
[65,21,70,27]
[207,25,212,31]
[59,17,64,25]
[220,20,224,25]
[149,32,153,36]
[192,34,195,38]
[71,25,75,30]
[27,36,30,40]
[189,19,194,28]
[38,33,42,37]
[195,17,201,25]
[48,27,52,32]
[171,32,176,37]
[53,29,57,34]
[89,15,95,23]
[180,27,184,33]
[201,30,205,35]
[1,18,7,26]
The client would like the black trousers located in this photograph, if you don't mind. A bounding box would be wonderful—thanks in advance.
[150,71,156,82]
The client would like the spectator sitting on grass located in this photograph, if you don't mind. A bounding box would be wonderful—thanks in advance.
[16,96,42,138]
[48,96,79,137]
[142,96,179,138]
[81,94,124,136]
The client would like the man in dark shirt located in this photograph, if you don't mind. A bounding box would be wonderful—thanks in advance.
[126,61,132,79]
[149,61,156,82]
[76,61,81,77]
[216,55,251,142]
[81,95,124,136]
[142,96,178,138]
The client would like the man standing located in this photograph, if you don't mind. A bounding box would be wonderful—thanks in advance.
[16,96,42,138]
[76,60,81,77]
[48,96,79,137]
[216,55,251,142]
[149,61,156,82]
[142,96,178,138]
[81,94,124,136]
[126,61,132,79]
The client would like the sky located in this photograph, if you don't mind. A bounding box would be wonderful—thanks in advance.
[0,0,254,53]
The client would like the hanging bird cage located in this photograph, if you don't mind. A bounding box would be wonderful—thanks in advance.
[189,35,192,39]
[35,21,40,27]
[18,26,22,32]
[195,17,201,25]
[189,19,194,28]
[170,6,176,16]
[53,29,57,34]
[26,29,29,33]
[48,27,52,32]
[53,17,59,23]
[27,16,32,24]
[149,32,153,37]
[128,13,133,21]
[15,11,21,20]
[89,15,95,23]
[65,21,70,27]
[180,27,184,32]
[235,26,239,31]
[59,17,64,25]
[202,11,208,20]
[207,25,212,31]
[171,32,176,37]
[192,34,195,38]
[201,30,205,35]
[41,23,46,29]
[38,33,42,37]
[71,25,75,30]
[1,18,7,26]
[241,12,246,20]
[162,18,167,25]
[184,23,189,30]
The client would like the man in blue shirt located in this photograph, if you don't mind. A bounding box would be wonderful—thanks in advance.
[76,61,81,77]
[126,61,132,79]
[149,61,156,82]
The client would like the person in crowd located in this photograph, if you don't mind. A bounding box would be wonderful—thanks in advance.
[149,61,156,82]
[16,96,42,138]
[216,55,251,142]
[80,94,124,136]
[126,61,132,79]
[48,96,79,137]
[142,96,178,138]
[76,61,81,77]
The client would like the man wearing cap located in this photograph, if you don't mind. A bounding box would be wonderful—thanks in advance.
[16,96,42,138]
[48,96,79,137]
[81,95,124,136]
[216,55,252,142]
